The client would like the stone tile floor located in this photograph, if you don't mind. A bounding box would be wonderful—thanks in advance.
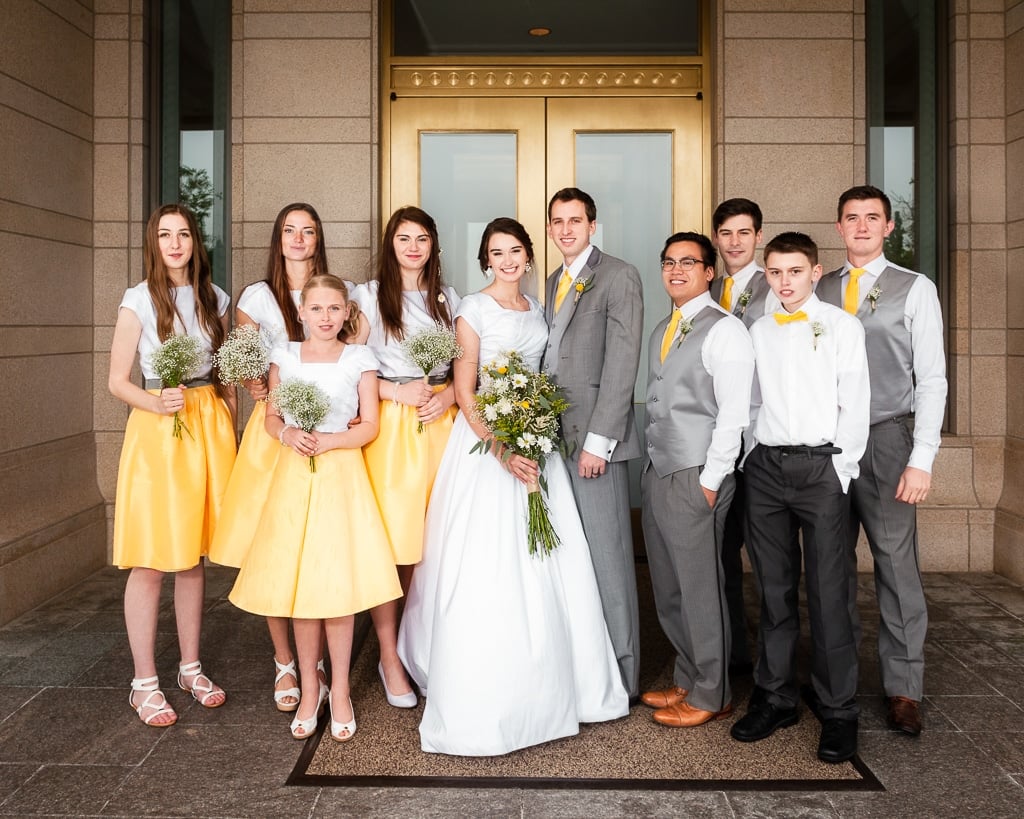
[0,566,1023,817]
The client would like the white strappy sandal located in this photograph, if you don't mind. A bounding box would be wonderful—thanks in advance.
[129,675,178,727]
[273,659,301,713]
[177,660,226,708]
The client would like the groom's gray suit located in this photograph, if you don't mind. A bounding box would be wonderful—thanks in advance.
[542,246,643,697]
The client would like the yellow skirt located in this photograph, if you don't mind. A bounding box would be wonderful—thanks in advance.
[229,446,402,619]
[113,385,236,572]
[363,389,455,565]
[208,401,280,568]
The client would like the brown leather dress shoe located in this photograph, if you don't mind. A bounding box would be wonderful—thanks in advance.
[653,701,733,727]
[641,685,688,709]
[887,696,922,736]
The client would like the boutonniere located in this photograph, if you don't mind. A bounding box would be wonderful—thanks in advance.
[812,321,825,350]
[572,276,594,305]
[674,317,694,348]
[736,288,752,316]
[866,285,882,312]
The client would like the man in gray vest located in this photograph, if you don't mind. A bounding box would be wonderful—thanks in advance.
[817,185,947,737]
[709,197,776,676]
[640,231,753,727]
[543,187,644,699]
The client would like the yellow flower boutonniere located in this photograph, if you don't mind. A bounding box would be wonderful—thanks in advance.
[573,276,594,305]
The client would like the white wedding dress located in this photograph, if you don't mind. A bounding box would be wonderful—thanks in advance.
[397,292,629,756]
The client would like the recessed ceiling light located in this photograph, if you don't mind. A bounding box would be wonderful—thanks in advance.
[528,27,551,37]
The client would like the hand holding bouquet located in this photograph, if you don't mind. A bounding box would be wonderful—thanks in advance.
[270,379,331,472]
[148,334,205,439]
[469,351,570,557]
[400,323,463,431]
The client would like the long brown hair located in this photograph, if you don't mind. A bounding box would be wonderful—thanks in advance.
[375,206,453,342]
[143,204,227,392]
[301,274,360,341]
[265,203,329,342]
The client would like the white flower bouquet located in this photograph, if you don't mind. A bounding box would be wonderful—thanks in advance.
[469,351,570,557]
[400,322,463,431]
[270,378,330,472]
[148,334,205,439]
[212,325,272,390]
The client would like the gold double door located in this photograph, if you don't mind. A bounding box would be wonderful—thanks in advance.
[387,94,706,315]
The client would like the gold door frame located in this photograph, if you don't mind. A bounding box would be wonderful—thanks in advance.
[380,0,713,232]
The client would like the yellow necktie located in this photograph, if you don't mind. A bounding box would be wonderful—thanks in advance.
[774,310,808,325]
[844,268,865,314]
[660,308,681,362]
[553,268,573,312]
[720,276,734,312]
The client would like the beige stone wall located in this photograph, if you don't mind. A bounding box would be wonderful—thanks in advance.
[231,0,378,306]
[995,0,1024,582]
[0,0,106,623]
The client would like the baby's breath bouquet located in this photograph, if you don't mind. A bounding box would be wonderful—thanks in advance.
[469,351,570,557]
[270,379,331,472]
[400,322,463,431]
[148,334,205,439]
[212,325,272,391]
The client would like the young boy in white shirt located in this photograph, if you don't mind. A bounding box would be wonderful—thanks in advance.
[730,232,870,764]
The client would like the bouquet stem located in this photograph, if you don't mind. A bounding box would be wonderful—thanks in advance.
[171,410,193,440]
[416,375,430,433]
[308,454,317,473]
[525,478,560,557]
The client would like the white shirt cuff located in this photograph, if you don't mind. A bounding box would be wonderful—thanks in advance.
[583,432,617,461]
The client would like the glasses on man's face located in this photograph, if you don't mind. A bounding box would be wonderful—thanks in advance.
[661,257,705,271]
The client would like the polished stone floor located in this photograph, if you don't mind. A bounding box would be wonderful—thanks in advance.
[1,565,1023,817]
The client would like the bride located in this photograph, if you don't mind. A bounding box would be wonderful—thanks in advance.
[397,217,628,756]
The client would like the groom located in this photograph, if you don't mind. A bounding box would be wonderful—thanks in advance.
[542,187,644,699]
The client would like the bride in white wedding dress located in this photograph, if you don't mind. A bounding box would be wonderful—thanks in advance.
[397,217,628,757]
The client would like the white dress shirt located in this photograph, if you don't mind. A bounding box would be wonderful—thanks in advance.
[680,292,755,491]
[748,294,870,492]
[839,254,947,472]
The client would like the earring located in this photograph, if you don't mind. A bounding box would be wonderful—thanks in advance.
[484,266,494,278]
[525,261,533,274]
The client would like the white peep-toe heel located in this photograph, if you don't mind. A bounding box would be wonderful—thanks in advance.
[273,659,301,713]
[177,660,226,708]
[329,692,357,742]
[378,661,417,708]
[129,675,178,727]
[290,682,327,740]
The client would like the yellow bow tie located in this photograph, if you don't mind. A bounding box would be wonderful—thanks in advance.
[774,310,808,325]
[720,276,734,312]
[844,267,866,314]
[553,268,573,312]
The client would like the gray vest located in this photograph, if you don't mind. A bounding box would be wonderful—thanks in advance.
[543,270,573,380]
[818,265,916,423]
[711,270,771,328]
[644,305,725,477]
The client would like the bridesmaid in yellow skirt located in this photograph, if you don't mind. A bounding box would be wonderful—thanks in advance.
[230,275,401,741]
[109,204,236,727]
[209,203,345,714]
[352,207,461,709]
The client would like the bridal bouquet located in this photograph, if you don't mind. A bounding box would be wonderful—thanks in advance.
[469,351,570,557]
[212,325,272,390]
[149,334,205,440]
[269,379,330,472]
[400,322,463,431]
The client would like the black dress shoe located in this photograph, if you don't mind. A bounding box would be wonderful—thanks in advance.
[747,685,769,711]
[817,718,858,763]
[730,702,799,742]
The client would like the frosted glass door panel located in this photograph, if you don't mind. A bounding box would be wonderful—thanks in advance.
[421,133,517,300]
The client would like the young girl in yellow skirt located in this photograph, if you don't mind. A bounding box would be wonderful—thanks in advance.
[209,203,343,714]
[352,207,460,708]
[109,204,236,727]
[230,274,402,741]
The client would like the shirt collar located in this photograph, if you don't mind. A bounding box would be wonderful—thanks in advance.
[725,260,763,292]
[776,292,823,320]
[677,290,716,321]
[844,254,887,278]
[564,244,595,279]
